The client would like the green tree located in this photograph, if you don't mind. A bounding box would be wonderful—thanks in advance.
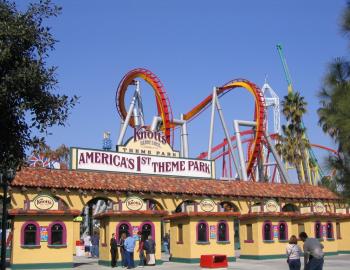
[277,92,311,184]
[0,0,78,173]
[317,1,350,198]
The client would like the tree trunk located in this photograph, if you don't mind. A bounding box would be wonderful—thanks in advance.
[295,162,304,184]
[300,146,311,184]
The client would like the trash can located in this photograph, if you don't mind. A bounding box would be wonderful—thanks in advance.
[200,254,228,268]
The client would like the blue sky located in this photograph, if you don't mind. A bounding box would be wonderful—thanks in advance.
[20,0,348,176]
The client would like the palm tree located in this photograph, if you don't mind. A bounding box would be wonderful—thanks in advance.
[279,92,311,184]
[276,124,304,183]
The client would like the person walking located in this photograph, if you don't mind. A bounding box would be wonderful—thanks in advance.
[137,232,146,268]
[299,232,324,270]
[83,233,92,258]
[286,235,302,270]
[144,235,156,266]
[163,233,169,254]
[124,234,136,269]
[119,233,127,268]
[110,233,119,268]
[91,232,99,258]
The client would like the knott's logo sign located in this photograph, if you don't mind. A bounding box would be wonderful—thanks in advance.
[314,202,326,213]
[116,127,180,157]
[71,147,214,179]
[31,195,58,210]
[125,197,144,211]
[264,199,279,212]
[134,127,167,144]
[199,199,216,212]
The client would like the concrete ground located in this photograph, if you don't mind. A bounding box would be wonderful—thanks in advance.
[31,254,349,270]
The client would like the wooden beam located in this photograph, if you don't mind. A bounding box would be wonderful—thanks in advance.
[51,188,57,194]
[65,188,71,193]
[21,186,27,193]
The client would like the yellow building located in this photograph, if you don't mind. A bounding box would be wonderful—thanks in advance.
[5,165,350,269]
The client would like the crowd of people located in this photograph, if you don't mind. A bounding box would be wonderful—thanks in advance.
[81,230,324,270]
[110,232,156,269]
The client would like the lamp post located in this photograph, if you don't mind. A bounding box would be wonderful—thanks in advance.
[1,169,14,270]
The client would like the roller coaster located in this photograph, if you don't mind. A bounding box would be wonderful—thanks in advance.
[115,67,337,184]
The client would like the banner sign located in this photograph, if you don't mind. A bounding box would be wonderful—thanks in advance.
[40,226,48,242]
[273,225,279,238]
[71,147,215,179]
[210,225,216,239]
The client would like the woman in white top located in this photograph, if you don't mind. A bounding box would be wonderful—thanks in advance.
[286,235,302,270]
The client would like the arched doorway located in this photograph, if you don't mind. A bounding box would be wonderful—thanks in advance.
[81,197,114,237]
[175,200,196,213]
[144,199,164,210]
[219,201,240,212]
[219,201,241,251]
[282,203,299,212]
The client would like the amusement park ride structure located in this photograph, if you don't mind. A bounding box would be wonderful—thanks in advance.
[114,50,338,184]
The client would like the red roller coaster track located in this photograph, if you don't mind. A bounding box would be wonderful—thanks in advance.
[116,68,174,144]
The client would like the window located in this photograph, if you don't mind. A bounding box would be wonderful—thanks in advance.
[246,224,253,242]
[23,223,38,246]
[197,221,208,243]
[326,222,334,239]
[140,221,155,241]
[279,222,288,241]
[298,223,305,235]
[177,224,183,243]
[217,221,228,242]
[117,222,131,240]
[315,222,322,239]
[263,221,273,241]
[48,222,67,246]
[336,222,341,239]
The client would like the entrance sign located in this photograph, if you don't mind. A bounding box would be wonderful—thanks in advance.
[30,195,58,210]
[71,147,215,179]
[117,128,180,157]
[125,196,145,211]
[199,199,216,212]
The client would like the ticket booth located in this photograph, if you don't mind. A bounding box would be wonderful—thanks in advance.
[9,208,80,270]
[94,199,167,267]
[167,211,239,263]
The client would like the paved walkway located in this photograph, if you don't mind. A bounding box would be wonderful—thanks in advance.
[67,255,350,270]
[8,254,350,269]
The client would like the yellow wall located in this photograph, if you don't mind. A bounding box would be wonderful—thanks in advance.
[98,216,162,263]
[170,216,235,260]
[337,220,350,252]
[11,216,74,265]
[8,186,350,263]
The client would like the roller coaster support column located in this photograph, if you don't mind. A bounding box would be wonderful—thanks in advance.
[150,116,189,158]
[180,114,189,158]
[208,87,216,160]
[117,82,139,145]
[233,120,248,181]
[209,87,242,179]
[263,131,290,183]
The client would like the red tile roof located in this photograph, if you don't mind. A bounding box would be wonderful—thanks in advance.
[11,167,339,200]
[166,212,241,220]
[94,210,168,219]
[8,209,81,216]
[239,212,350,221]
